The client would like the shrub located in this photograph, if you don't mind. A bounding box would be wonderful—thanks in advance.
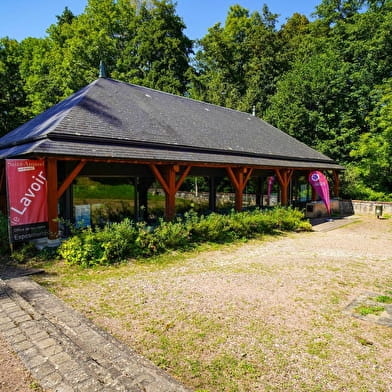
[191,212,236,243]
[0,212,9,255]
[152,218,191,251]
[58,207,311,267]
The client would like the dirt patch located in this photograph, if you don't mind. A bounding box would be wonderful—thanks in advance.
[0,334,43,392]
[35,215,392,391]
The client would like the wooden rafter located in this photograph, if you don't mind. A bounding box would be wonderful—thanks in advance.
[226,167,254,211]
[149,164,170,194]
[274,168,294,206]
[226,167,240,191]
[149,164,191,193]
[175,166,192,193]
[226,167,253,192]
[274,168,293,187]
[149,164,192,219]
[57,160,86,199]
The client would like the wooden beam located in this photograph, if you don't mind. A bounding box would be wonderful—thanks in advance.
[166,166,176,220]
[149,164,170,194]
[0,164,5,194]
[46,158,59,239]
[275,168,293,206]
[57,160,86,199]
[243,168,253,190]
[149,164,192,220]
[226,167,254,211]
[34,154,342,174]
[332,170,340,197]
[226,167,240,191]
[0,163,5,215]
[174,165,192,193]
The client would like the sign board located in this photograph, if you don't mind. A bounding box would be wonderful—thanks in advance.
[6,159,48,242]
[74,204,91,228]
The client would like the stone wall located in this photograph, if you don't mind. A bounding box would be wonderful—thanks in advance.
[352,200,392,216]
[155,188,392,217]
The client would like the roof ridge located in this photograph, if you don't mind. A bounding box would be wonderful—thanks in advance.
[103,77,256,117]
[101,78,334,162]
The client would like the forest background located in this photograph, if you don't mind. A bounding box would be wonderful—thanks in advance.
[0,0,391,200]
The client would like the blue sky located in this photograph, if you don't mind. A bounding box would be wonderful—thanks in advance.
[0,0,321,42]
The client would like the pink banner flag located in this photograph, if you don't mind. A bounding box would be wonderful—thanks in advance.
[6,159,48,242]
[267,176,275,205]
[308,171,331,215]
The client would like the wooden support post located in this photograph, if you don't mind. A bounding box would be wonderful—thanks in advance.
[208,177,217,212]
[255,177,263,207]
[134,177,140,221]
[0,164,4,194]
[46,158,59,239]
[332,170,340,198]
[226,167,253,212]
[149,164,191,220]
[0,162,6,214]
[165,166,177,220]
[275,168,294,206]
[138,178,154,221]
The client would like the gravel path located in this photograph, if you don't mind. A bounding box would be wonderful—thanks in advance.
[40,215,392,391]
[2,215,392,391]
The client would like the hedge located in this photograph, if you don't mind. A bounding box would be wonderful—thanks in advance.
[58,208,312,267]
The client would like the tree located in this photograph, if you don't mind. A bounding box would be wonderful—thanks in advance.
[18,7,85,117]
[188,4,284,114]
[348,79,392,197]
[113,0,193,94]
[266,0,392,166]
[314,0,366,25]
[0,38,28,136]
[17,0,193,117]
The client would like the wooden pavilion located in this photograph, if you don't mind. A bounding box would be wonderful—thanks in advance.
[0,77,343,238]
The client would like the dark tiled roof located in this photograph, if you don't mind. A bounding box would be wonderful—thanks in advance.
[0,78,343,169]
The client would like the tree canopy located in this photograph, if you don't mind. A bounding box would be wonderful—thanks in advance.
[0,0,391,199]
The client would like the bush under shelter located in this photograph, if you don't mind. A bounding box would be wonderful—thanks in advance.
[0,76,343,239]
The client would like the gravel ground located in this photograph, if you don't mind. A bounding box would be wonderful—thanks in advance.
[5,214,392,392]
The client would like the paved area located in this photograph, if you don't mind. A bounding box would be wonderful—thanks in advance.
[344,291,392,328]
[310,216,358,232]
[0,273,191,392]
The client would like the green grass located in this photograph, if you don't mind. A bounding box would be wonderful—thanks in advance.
[355,305,385,316]
[375,295,392,304]
[74,177,135,200]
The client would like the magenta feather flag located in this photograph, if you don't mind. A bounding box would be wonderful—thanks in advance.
[267,176,275,205]
[308,171,331,215]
